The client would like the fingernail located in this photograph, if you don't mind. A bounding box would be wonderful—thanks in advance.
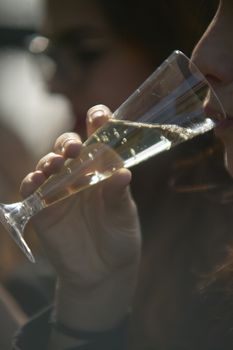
[60,139,79,154]
[89,109,104,120]
[87,105,110,123]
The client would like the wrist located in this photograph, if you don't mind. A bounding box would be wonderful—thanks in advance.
[48,329,88,350]
[54,266,137,332]
[49,314,129,350]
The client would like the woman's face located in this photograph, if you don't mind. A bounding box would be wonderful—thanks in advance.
[191,0,233,176]
[42,0,153,138]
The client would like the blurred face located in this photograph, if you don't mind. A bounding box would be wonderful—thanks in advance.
[191,0,233,176]
[42,0,153,138]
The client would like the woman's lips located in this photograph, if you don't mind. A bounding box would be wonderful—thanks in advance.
[204,104,225,122]
[203,88,226,122]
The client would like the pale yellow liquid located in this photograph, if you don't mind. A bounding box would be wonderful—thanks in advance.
[36,118,214,206]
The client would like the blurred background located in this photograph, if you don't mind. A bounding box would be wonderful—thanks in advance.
[0,0,73,278]
[0,0,73,159]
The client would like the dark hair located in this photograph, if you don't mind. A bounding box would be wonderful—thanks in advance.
[98,0,219,62]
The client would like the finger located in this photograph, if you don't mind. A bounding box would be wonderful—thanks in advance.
[54,132,82,158]
[86,104,112,137]
[20,171,46,198]
[36,152,64,177]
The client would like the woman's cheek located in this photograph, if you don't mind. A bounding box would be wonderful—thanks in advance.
[224,148,233,178]
[215,127,233,177]
[223,138,233,178]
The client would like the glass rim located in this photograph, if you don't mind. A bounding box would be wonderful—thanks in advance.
[173,49,226,121]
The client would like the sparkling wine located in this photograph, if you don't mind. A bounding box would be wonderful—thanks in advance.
[36,118,214,206]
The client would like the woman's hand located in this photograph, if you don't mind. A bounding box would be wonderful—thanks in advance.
[20,105,141,331]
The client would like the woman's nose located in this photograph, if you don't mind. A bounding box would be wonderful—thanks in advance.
[191,21,233,86]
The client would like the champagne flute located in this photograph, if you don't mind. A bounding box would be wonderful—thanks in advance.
[0,50,225,262]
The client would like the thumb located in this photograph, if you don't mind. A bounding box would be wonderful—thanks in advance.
[102,168,132,206]
[101,168,138,228]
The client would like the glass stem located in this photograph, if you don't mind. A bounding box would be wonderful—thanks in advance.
[0,193,44,263]
[10,192,45,233]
